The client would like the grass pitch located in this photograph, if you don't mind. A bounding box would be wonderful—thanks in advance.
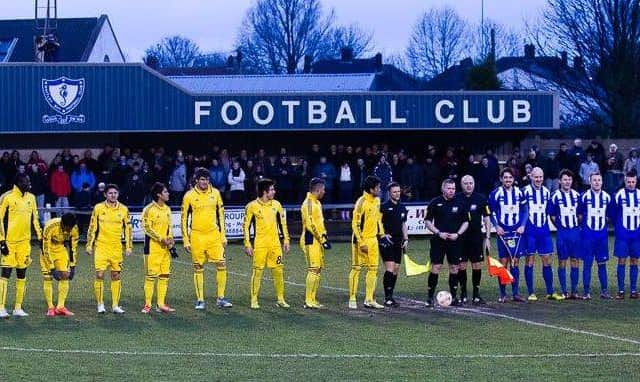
[1,238,639,381]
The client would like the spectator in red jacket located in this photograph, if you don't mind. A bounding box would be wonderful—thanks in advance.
[50,164,71,208]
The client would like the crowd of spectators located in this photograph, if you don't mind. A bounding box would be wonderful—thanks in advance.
[0,138,632,212]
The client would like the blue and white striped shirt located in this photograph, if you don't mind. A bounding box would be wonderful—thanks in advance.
[579,190,611,232]
[549,189,580,229]
[613,188,640,234]
[488,186,527,228]
[522,184,551,228]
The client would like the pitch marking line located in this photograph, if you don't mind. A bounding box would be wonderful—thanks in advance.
[174,259,640,346]
[1,346,639,359]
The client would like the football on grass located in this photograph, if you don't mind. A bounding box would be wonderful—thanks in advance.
[436,291,452,307]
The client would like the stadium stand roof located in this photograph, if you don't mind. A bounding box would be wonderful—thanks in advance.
[0,15,124,62]
[168,73,377,94]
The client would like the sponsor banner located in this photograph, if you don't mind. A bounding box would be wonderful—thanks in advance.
[129,208,245,241]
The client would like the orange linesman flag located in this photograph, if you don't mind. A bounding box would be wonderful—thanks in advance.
[486,256,514,285]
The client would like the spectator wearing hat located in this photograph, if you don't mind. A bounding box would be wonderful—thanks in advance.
[604,144,625,194]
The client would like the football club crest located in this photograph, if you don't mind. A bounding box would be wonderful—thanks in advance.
[42,76,86,124]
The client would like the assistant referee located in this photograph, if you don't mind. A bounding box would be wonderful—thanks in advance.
[380,182,408,307]
[425,179,470,307]
[455,175,491,304]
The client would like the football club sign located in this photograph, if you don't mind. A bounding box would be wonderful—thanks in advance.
[41,76,86,124]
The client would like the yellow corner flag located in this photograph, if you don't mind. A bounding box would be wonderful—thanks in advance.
[403,253,431,276]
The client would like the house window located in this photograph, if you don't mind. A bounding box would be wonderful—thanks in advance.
[103,54,110,62]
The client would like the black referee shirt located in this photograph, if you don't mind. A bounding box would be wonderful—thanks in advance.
[455,192,490,235]
[426,195,470,233]
[381,199,408,237]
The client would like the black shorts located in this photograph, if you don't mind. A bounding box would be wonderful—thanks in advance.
[460,233,485,263]
[380,238,403,264]
[430,238,462,265]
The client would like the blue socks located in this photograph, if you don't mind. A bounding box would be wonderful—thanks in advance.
[542,265,553,295]
[498,282,506,298]
[511,266,520,296]
[558,267,567,294]
[617,264,626,293]
[597,263,608,293]
[570,266,579,294]
[630,264,638,292]
[525,265,534,295]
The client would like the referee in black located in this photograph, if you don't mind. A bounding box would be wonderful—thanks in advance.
[455,175,492,304]
[425,179,470,307]
[380,182,408,307]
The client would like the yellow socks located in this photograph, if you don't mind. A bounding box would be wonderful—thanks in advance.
[306,271,320,304]
[94,279,104,305]
[194,269,204,301]
[313,272,321,303]
[57,280,69,309]
[250,268,263,304]
[43,277,54,309]
[348,267,361,301]
[272,266,285,301]
[216,265,227,298]
[365,268,378,302]
[144,276,156,306]
[14,278,26,310]
[157,277,168,307]
[111,279,121,308]
[0,277,8,310]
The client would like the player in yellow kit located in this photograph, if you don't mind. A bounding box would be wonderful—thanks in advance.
[141,182,178,314]
[349,176,390,310]
[243,178,290,309]
[181,168,231,310]
[300,178,332,309]
[86,184,132,314]
[0,174,43,318]
[41,213,79,317]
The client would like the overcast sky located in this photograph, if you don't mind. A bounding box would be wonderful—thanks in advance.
[5,0,547,61]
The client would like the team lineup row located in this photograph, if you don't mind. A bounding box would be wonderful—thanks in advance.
[0,165,636,317]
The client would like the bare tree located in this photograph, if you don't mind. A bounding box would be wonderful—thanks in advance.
[532,0,640,136]
[405,7,469,78]
[470,20,521,60]
[318,24,375,60]
[237,0,335,74]
[144,35,201,68]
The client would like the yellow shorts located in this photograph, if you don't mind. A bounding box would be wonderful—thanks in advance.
[352,237,379,268]
[40,248,70,274]
[94,246,123,272]
[190,231,225,266]
[1,241,32,269]
[253,246,283,269]
[144,249,171,277]
[302,243,324,269]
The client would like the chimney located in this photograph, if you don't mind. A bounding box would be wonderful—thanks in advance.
[341,47,354,61]
[524,43,535,58]
[303,54,312,73]
[374,53,382,71]
[573,56,585,72]
[561,51,568,66]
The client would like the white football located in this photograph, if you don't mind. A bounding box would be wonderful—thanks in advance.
[436,290,452,307]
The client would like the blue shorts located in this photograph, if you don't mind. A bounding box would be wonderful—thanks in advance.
[556,228,581,260]
[581,230,609,263]
[614,236,640,259]
[525,228,553,255]
[496,229,527,259]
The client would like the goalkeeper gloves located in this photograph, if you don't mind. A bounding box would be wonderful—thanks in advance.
[0,241,8,256]
[170,247,179,259]
[321,234,332,250]
[69,266,76,281]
